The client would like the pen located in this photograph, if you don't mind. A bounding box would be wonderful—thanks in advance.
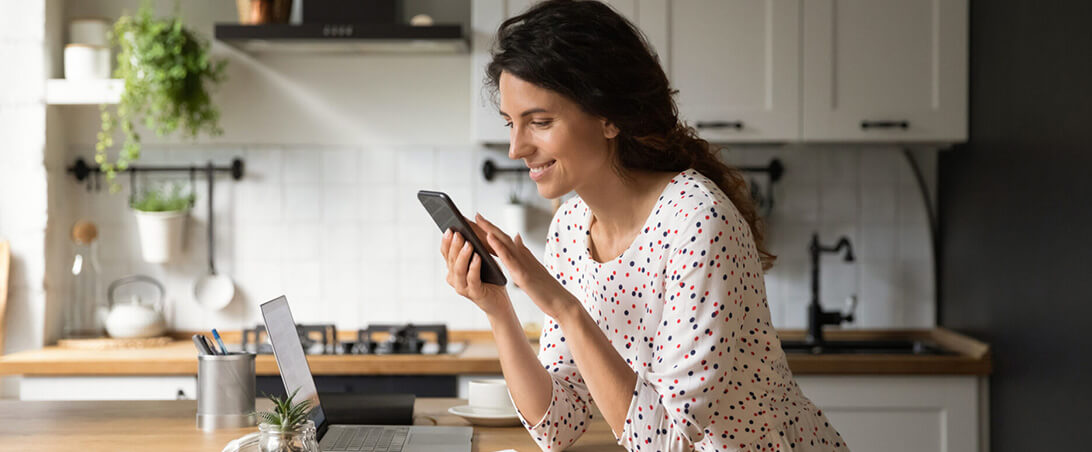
[211,329,229,355]
[192,334,213,356]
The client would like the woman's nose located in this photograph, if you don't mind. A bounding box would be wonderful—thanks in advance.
[508,125,533,160]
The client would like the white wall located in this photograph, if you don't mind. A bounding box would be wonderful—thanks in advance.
[0,0,48,398]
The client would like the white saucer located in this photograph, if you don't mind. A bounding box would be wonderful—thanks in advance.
[448,405,522,427]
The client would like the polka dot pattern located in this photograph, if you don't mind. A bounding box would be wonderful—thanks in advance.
[516,170,848,451]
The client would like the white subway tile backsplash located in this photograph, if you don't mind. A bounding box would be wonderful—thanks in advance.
[819,185,858,225]
[52,144,938,335]
[819,148,860,187]
[322,149,360,185]
[859,184,897,225]
[283,150,323,183]
[322,185,361,221]
[282,223,321,260]
[362,147,397,186]
[283,185,323,221]
[396,148,435,187]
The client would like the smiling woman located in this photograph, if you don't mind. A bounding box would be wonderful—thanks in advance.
[439,1,849,451]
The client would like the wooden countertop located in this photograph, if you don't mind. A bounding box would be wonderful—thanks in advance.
[0,397,623,452]
[0,328,991,376]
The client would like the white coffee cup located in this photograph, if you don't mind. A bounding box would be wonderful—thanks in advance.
[468,379,516,413]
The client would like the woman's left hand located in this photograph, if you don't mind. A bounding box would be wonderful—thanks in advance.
[475,213,579,320]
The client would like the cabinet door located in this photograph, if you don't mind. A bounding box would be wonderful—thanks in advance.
[639,0,801,142]
[471,0,639,143]
[802,0,968,142]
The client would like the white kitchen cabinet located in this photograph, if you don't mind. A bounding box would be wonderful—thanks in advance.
[471,0,639,143]
[637,0,802,142]
[801,0,968,142]
[797,375,986,452]
[20,376,197,401]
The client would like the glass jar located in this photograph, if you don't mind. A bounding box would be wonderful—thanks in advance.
[258,421,320,452]
[64,220,106,338]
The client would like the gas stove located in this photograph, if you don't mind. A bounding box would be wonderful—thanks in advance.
[240,323,455,355]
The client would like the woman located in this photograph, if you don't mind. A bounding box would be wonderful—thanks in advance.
[440,1,848,450]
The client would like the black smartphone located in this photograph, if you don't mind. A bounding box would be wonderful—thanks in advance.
[417,190,508,286]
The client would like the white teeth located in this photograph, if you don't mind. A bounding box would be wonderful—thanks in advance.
[529,161,555,174]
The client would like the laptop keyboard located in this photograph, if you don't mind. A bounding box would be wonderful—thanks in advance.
[324,426,409,452]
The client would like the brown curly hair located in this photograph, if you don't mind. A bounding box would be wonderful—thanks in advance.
[485,0,775,269]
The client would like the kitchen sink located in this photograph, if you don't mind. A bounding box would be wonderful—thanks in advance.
[779,339,955,355]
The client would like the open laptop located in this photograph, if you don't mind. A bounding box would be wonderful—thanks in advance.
[260,296,472,452]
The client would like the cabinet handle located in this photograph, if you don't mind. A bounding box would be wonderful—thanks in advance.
[695,121,743,130]
[860,120,909,130]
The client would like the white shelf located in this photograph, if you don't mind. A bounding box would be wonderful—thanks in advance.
[45,79,123,105]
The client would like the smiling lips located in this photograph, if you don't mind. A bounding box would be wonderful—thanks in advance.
[528,160,556,181]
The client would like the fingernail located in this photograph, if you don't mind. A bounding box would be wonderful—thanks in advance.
[444,229,452,238]
[463,242,471,250]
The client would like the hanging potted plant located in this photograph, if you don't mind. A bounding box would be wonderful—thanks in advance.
[502,191,528,239]
[131,182,193,263]
[255,388,320,452]
[96,0,227,189]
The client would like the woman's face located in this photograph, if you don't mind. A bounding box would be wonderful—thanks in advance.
[499,72,619,199]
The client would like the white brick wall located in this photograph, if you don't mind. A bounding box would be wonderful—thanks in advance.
[0,0,47,399]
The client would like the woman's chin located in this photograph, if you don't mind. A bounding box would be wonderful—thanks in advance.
[535,181,566,200]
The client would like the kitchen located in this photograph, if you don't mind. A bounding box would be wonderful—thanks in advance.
[0,0,1086,451]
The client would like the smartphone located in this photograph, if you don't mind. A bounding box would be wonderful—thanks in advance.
[417,190,508,286]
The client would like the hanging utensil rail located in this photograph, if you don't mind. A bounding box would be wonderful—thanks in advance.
[67,157,245,191]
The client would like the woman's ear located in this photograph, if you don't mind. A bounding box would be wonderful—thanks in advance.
[601,119,620,140]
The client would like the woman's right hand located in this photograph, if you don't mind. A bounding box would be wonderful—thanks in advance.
[441,228,510,317]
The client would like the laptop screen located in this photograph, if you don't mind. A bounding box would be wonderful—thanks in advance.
[260,296,328,434]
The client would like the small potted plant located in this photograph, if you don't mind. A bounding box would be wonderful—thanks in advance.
[97,0,227,189]
[131,182,193,263]
[255,388,320,452]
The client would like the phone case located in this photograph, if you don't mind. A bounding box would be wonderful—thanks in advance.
[417,190,508,286]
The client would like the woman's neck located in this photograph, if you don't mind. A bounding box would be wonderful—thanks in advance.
[575,167,677,239]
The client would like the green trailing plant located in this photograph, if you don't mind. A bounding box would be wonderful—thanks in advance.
[130,182,194,212]
[255,388,315,432]
[97,0,227,190]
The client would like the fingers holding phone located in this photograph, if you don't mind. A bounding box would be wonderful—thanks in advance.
[441,228,509,315]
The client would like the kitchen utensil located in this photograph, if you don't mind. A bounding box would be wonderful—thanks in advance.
[0,240,9,354]
[65,220,107,339]
[194,162,235,311]
[105,275,167,339]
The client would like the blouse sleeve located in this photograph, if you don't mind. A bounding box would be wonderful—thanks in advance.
[515,212,594,451]
[617,203,769,451]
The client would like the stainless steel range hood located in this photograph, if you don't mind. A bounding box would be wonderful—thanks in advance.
[214,23,467,54]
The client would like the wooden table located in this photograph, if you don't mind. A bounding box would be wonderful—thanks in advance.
[0,397,623,452]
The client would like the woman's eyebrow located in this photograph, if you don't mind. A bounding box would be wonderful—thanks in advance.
[499,107,549,118]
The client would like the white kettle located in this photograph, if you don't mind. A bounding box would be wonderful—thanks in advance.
[105,275,167,339]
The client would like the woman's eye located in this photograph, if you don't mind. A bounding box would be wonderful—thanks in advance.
[530,120,552,127]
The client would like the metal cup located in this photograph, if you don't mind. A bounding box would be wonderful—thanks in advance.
[197,352,257,431]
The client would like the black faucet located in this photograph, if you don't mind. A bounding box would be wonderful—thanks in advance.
[807,233,856,346]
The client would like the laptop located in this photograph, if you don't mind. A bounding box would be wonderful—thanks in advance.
[260,296,472,452]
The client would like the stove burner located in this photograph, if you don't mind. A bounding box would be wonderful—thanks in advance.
[241,324,337,355]
[240,323,449,355]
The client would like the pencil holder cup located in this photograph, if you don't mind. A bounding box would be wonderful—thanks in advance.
[197,352,257,431]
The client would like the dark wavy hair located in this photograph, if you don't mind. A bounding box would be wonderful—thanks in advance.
[485,0,775,269]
